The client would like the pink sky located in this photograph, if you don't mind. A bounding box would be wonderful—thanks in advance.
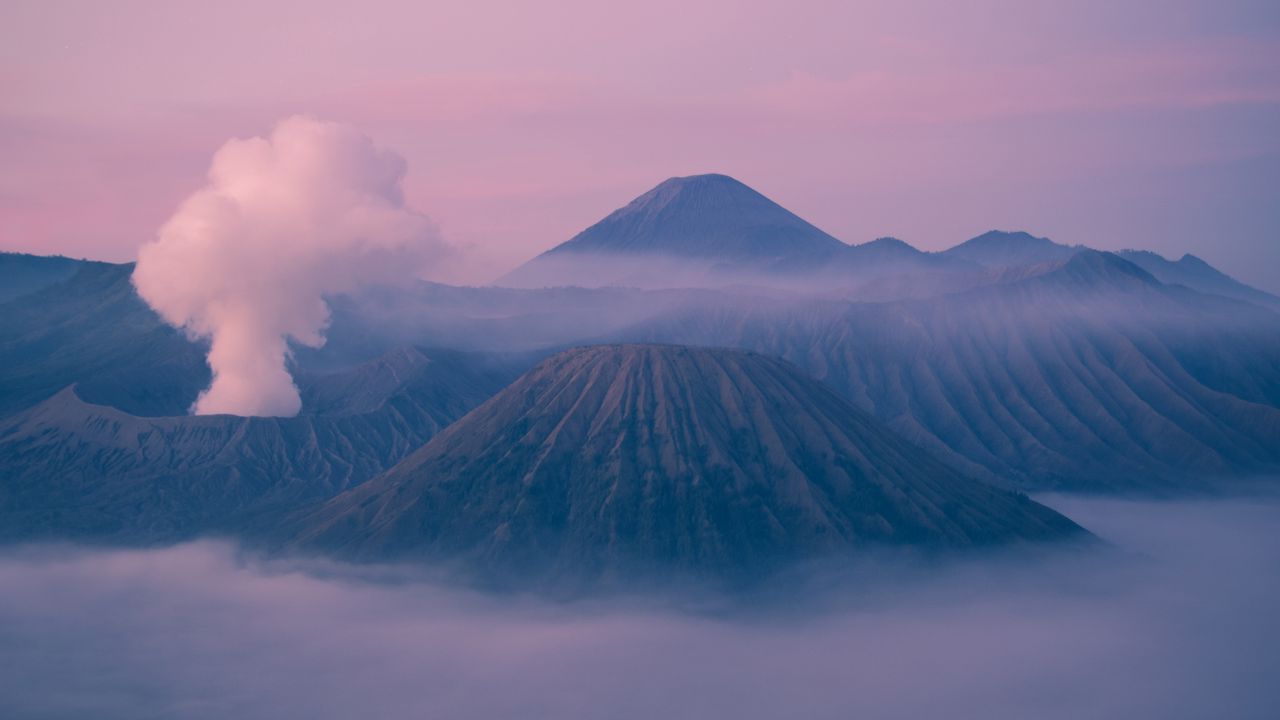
[2,0,1279,289]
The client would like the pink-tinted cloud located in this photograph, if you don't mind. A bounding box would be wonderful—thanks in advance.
[133,116,448,416]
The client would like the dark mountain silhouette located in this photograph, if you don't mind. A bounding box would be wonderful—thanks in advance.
[290,345,1085,586]
[812,237,987,301]
[941,230,1080,268]
[542,173,844,259]
[498,175,999,293]
[0,347,518,542]
[0,259,559,418]
[0,252,92,303]
[0,260,209,417]
[1117,249,1280,310]
[851,236,926,260]
[496,177,1274,308]
[620,252,1280,490]
[500,174,850,288]
[0,256,686,417]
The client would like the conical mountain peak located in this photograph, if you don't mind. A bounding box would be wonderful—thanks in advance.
[538,174,845,260]
[624,173,751,209]
[289,344,1085,587]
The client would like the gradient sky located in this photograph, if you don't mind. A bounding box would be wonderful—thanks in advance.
[2,0,1278,290]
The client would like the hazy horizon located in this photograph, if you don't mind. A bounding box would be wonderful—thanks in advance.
[2,0,1278,291]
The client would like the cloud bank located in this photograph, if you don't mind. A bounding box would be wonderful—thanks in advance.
[0,495,1277,719]
[132,116,446,416]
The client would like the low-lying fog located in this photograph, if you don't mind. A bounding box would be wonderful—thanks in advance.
[2,494,1277,719]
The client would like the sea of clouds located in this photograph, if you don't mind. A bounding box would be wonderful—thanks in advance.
[1,493,1277,719]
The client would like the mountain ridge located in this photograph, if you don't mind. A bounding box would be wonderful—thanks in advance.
[0,346,517,542]
[942,230,1081,268]
[0,252,96,303]
[499,174,850,289]
[288,344,1087,587]
[617,254,1280,490]
[545,173,847,259]
[496,175,1275,307]
[1116,249,1280,310]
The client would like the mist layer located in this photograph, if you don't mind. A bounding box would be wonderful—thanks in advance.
[0,495,1276,719]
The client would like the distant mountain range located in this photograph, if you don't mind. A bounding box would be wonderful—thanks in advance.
[1113,249,1280,310]
[2,225,1277,497]
[622,250,1280,489]
[941,230,1081,268]
[501,174,1280,308]
[1,171,1276,586]
[289,345,1084,587]
[500,174,845,288]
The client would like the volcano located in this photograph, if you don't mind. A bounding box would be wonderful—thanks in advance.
[498,174,848,288]
[540,173,843,259]
[291,344,1085,586]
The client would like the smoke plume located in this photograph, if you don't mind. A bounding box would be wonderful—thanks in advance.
[133,116,445,416]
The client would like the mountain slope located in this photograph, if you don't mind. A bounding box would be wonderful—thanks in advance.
[621,252,1280,490]
[547,173,844,259]
[0,347,517,543]
[0,261,549,419]
[1117,250,1280,310]
[0,261,210,417]
[806,237,989,301]
[0,253,91,303]
[500,174,848,288]
[942,230,1080,268]
[291,345,1084,584]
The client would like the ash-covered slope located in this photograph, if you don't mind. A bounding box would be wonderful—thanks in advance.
[624,252,1280,490]
[291,345,1083,584]
[0,347,517,543]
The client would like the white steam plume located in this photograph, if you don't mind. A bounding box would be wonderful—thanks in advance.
[133,116,446,416]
